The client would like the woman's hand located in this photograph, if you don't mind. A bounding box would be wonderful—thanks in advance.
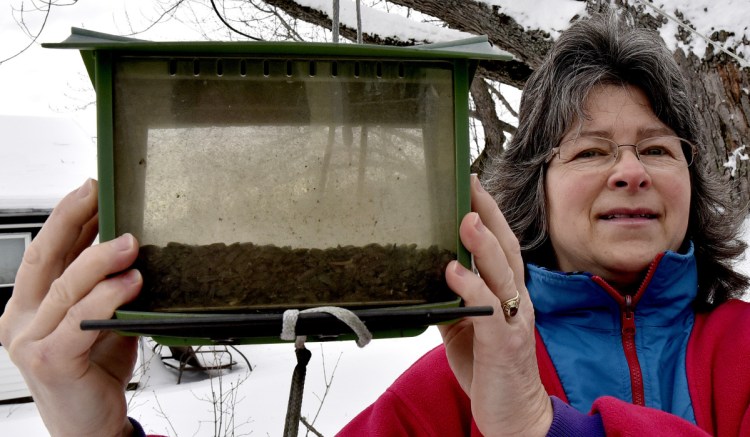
[0,179,143,437]
[439,175,553,436]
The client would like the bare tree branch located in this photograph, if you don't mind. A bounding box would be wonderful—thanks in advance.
[300,417,324,437]
[385,0,556,68]
[248,0,305,41]
[1,0,63,65]
[486,81,519,118]
[470,78,507,174]
[476,61,531,92]
[263,0,423,45]
[211,0,263,40]
[121,0,188,37]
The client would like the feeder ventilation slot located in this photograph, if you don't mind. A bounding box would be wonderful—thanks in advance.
[161,58,414,80]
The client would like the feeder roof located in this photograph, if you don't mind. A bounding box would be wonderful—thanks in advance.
[44,28,510,83]
[44,27,512,60]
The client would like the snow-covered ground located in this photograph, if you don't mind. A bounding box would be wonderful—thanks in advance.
[1,1,749,436]
[0,327,443,436]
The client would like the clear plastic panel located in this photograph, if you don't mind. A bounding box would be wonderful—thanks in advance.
[112,56,457,310]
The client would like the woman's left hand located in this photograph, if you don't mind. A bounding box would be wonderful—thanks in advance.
[0,180,142,436]
[438,175,553,436]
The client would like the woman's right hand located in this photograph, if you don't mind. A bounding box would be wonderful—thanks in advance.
[0,179,143,437]
[438,175,552,436]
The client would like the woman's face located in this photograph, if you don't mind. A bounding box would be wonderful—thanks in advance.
[544,84,691,288]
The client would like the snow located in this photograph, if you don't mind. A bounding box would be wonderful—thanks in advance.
[476,0,750,66]
[1,1,750,436]
[624,0,750,65]
[0,328,444,436]
[0,115,96,210]
[295,0,473,43]
[481,0,587,39]
[724,144,750,178]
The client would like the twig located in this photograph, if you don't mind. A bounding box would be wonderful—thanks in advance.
[194,348,252,437]
[121,0,187,37]
[152,391,180,437]
[300,417,325,437]
[1,0,53,65]
[486,81,519,118]
[210,0,262,40]
[305,346,342,434]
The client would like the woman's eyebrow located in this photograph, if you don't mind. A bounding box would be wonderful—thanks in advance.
[636,126,677,137]
[571,125,676,140]
[573,129,613,139]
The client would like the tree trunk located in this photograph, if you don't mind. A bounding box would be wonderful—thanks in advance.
[676,50,750,207]
[469,79,502,174]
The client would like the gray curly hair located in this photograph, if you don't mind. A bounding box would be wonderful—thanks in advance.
[481,12,748,309]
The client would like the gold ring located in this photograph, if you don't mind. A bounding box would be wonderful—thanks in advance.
[501,290,521,318]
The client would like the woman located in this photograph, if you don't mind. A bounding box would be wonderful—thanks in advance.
[1,12,749,437]
[338,13,750,437]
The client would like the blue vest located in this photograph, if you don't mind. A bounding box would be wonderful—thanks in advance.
[528,244,697,423]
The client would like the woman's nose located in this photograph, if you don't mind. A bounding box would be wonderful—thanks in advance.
[608,147,652,190]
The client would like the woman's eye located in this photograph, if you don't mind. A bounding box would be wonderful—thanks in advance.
[573,148,609,160]
[639,146,670,157]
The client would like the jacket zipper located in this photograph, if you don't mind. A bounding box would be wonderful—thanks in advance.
[620,294,645,405]
[592,256,663,408]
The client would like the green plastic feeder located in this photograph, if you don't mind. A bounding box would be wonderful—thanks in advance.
[45,29,510,345]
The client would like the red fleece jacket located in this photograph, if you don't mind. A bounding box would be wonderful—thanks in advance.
[337,299,750,436]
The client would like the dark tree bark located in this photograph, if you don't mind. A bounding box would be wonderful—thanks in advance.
[470,78,504,174]
[680,50,750,206]
[386,0,555,68]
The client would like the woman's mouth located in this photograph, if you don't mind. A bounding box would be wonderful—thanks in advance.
[601,213,657,220]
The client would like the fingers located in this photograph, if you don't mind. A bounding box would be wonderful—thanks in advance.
[24,270,142,383]
[0,180,143,437]
[444,261,512,348]
[23,234,140,342]
[446,175,533,329]
[469,175,526,295]
[64,212,99,267]
[13,179,99,311]
[460,212,518,303]
[458,175,521,306]
[446,261,503,321]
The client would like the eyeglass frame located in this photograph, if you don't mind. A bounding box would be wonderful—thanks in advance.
[545,135,698,170]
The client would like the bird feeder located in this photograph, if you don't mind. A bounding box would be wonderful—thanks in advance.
[46,29,509,345]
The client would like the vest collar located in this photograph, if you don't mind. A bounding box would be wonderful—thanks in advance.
[527,242,697,327]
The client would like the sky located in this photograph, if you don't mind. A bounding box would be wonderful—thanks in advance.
[0,0,214,136]
[1,1,749,436]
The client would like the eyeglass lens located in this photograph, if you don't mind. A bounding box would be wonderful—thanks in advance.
[558,136,693,169]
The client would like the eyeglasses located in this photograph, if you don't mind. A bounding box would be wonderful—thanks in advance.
[547,135,697,171]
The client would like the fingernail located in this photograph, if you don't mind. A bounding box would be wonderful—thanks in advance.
[471,174,486,194]
[473,213,486,233]
[121,269,141,284]
[113,233,134,251]
[452,260,467,277]
[77,178,92,198]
